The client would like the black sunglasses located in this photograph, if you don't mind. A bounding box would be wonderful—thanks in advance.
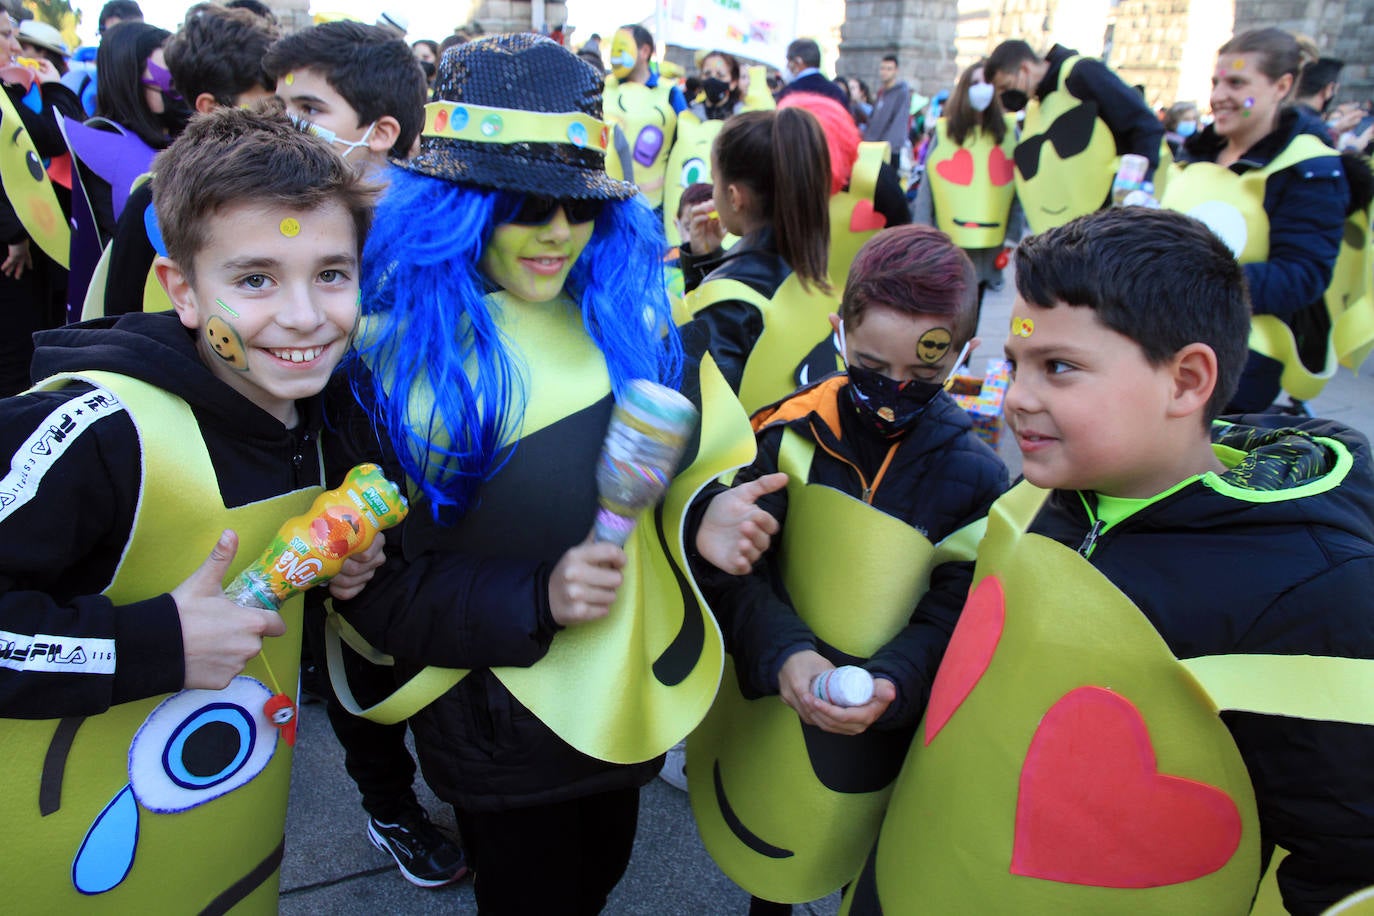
[510,195,605,226]
[1013,101,1100,180]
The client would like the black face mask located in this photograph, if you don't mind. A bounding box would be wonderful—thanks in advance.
[1000,88,1029,113]
[845,364,942,439]
[703,77,730,105]
[420,60,437,81]
[159,95,193,136]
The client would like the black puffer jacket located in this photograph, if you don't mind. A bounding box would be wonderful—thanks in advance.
[692,373,1008,729]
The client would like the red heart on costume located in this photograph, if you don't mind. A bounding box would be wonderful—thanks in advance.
[1011,686,1242,888]
[849,199,887,233]
[988,147,1016,186]
[924,575,1005,744]
[935,148,975,186]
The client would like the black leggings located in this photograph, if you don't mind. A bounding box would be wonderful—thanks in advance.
[455,786,641,915]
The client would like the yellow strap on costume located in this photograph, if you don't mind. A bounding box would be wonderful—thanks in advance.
[1326,205,1374,373]
[686,277,839,414]
[0,82,69,267]
[690,425,938,903]
[421,101,610,154]
[1181,654,1374,726]
[3,370,318,914]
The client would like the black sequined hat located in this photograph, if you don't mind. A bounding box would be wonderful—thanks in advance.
[401,33,637,201]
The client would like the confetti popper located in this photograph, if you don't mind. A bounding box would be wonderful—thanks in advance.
[593,380,699,547]
[226,463,408,611]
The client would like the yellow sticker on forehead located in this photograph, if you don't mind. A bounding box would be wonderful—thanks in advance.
[917,327,953,364]
[1011,316,1035,338]
[280,218,300,238]
[284,72,295,85]
[1232,59,1245,70]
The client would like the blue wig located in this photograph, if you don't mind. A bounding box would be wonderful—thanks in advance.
[352,167,683,520]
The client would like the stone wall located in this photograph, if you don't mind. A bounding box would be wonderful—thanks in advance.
[1236,0,1374,101]
[836,0,959,102]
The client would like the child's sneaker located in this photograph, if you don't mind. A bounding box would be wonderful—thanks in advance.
[367,811,468,888]
[659,740,688,791]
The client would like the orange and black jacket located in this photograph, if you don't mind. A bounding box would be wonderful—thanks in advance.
[689,373,1007,728]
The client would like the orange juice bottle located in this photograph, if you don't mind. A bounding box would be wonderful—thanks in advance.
[226,463,408,610]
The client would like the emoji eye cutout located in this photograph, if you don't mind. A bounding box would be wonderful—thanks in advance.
[24,149,43,181]
[934,148,975,186]
[988,147,1015,187]
[680,156,706,187]
[128,676,279,814]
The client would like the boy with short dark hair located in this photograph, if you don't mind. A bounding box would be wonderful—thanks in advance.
[264,20,427,177]
[687,224,1008,908]
[0,106,377,911]
[847,207,1374,914]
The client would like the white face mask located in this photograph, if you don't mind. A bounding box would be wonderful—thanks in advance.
[290,113,377,160]
[968,82,995,112]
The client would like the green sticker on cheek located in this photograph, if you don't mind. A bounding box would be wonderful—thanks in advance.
[205,315,249,371]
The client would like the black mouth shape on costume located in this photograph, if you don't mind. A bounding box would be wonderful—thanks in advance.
[1039,204,1068,215]
[953,219,1002,229]
[714,759,794,859]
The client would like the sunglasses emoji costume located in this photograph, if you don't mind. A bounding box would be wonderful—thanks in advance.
[1013,57,1118,233]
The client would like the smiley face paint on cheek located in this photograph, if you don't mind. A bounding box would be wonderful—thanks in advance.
[917,327,953,365]
[205,315,249,370]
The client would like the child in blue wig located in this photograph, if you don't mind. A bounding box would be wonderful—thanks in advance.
[325,34,725,915]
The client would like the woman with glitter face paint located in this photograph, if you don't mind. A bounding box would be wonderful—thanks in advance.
[1163,28,1349,412]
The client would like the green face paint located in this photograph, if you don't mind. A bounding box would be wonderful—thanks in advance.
[215,298,240,319]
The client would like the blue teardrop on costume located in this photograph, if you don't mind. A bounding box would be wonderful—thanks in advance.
[450,106,469,130]
[144,204,167,257]
[568,122,588,147]
[72,783,139,894]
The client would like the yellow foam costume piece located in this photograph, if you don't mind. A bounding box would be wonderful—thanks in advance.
[662,111,722,247]
[1161,134,1354,400]
[688,430,977,902]
[927,115,1018,249]
[332,296,756,765]
[1016,57,1118,233]
[0,81,69,267]
[741,65,776,112]
[0,370,319,913]
[79,175,172,320]
[603,80,679,209]
[827,141,890,295]
[843,481,1262,914]
[685,275,840,414]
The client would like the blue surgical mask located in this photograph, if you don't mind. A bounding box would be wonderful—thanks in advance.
[968,82,995,112]
[1176,120,1197,138]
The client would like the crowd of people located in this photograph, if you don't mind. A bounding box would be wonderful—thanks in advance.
[0,4,1371,915]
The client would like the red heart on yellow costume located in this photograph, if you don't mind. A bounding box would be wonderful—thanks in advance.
[924,575,1005,744]
[1011,686,1242,887]
[989,146,1016,186]
[935,148,974,186]
[849,199,888,233]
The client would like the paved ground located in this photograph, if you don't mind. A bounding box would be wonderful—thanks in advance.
[278,276,1374,914]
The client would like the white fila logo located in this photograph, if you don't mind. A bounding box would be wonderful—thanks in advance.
[0,629,116,675]
[0,387,125,524]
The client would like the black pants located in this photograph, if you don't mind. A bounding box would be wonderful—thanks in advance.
[302,601,420,822]
[455,787,640,915]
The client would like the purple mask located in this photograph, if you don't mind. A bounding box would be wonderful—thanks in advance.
[141,58,182,100]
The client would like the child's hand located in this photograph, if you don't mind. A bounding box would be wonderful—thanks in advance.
[327,532,387,601]
[32,57,59,85]
[695,472,787,574]
[778,650,896,735]
[2,239,31,279]
[687,200,725,254]
[174,530,289,690]
[548,533,627,626]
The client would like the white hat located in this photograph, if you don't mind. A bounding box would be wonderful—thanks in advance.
[376,10,408,35]
[19,20,69,57]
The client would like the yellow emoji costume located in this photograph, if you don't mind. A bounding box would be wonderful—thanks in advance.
[1,371,318,913]
[927,115,1018,248]
[1015,58,1118,233]
[1160,134,1370,400]
[688,426,980,902]
[827,141,892,295]
[603,29,679,209]
[662,111,722,247]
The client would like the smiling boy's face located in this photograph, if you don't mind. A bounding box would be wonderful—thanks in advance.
[1002,297,1189,498]
[159,200,360,427]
